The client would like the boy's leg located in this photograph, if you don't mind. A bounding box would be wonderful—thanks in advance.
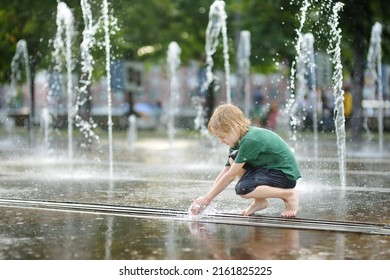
[240,185,299,218]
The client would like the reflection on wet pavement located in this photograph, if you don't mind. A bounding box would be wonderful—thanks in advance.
[1,206,390,260]
[0,134,390,259]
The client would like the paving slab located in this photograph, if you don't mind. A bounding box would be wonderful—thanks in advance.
[0,131,389,259]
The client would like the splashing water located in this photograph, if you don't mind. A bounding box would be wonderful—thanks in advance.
[326,2,346,188]
[39,108,51,148]
[287,1,319,167]
[127,115,137,151]
[193,95,208,135]
[204,0,231,104]
[366,22,384,153]
[187,203,219,221]
[10,39,33,143]
[288,0,346,188]
[10,40,32,111]
[52,2,75,160]
[287,0,311,142]
[289,32,319,159]
[302,33,319,160]
[102,0,114,179]
[237,31,251,116]
[167,42,181,147]
[303,33,318,160]
[74,0,100,149]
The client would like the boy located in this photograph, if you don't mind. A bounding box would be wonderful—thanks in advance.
[189,104,301,218]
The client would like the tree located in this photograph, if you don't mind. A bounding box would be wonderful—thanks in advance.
[1,0,389,140]
[340,0,390,141]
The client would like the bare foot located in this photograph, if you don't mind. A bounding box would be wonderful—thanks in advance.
[281,189,299,218]
[242,199,269,216]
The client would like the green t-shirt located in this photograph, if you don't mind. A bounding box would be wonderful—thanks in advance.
[228,126,301,181]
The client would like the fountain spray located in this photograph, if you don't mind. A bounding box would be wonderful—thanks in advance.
[366,22,384,153]
[167,42,181,147]
[102,0,114,179]
[75,0,100,150]
[302,33,318,160]
[289,32,318,160]
[288,0,346,188]
[204,0,231,104]
[237,31,251,117]
[52,2,75,160]
[327,2,346,189]
[287,0,311,144]
[10,39,32,145]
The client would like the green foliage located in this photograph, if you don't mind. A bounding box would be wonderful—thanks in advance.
[0,0,389,84]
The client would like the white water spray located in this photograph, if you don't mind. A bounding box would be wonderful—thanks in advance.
[127,115,137,151]
[287,0,312,146]
[327,2,346,188]
[102,0,114,179]
[366,22,384,153]
[237,31,251,116]
[204,0,231,104]
[167,41,181,147]
[298,33,318,160]
[10,40,31,110]
[53,2,75,160]
[75,0,100,148]
[40,108,51,148]
[289,31,320,163]
[10,39,32,143]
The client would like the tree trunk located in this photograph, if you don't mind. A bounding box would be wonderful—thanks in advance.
[344,0,370,143]
[350,39,364,142]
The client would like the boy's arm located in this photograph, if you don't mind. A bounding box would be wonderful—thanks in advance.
[213,165,230,187]
[189,162,245,215]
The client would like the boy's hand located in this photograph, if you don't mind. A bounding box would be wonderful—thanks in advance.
[188,197,211,215]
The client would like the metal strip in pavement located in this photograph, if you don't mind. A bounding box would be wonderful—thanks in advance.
[0,198,389,236]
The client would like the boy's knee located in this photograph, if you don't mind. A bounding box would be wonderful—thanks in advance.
[235,182,255,196]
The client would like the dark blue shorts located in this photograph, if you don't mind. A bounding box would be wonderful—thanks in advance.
[235,168,296,195]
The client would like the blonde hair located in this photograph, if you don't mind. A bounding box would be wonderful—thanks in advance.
[208,104,251,137]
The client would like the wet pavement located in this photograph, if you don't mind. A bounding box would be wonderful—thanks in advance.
[0,129,390,259]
